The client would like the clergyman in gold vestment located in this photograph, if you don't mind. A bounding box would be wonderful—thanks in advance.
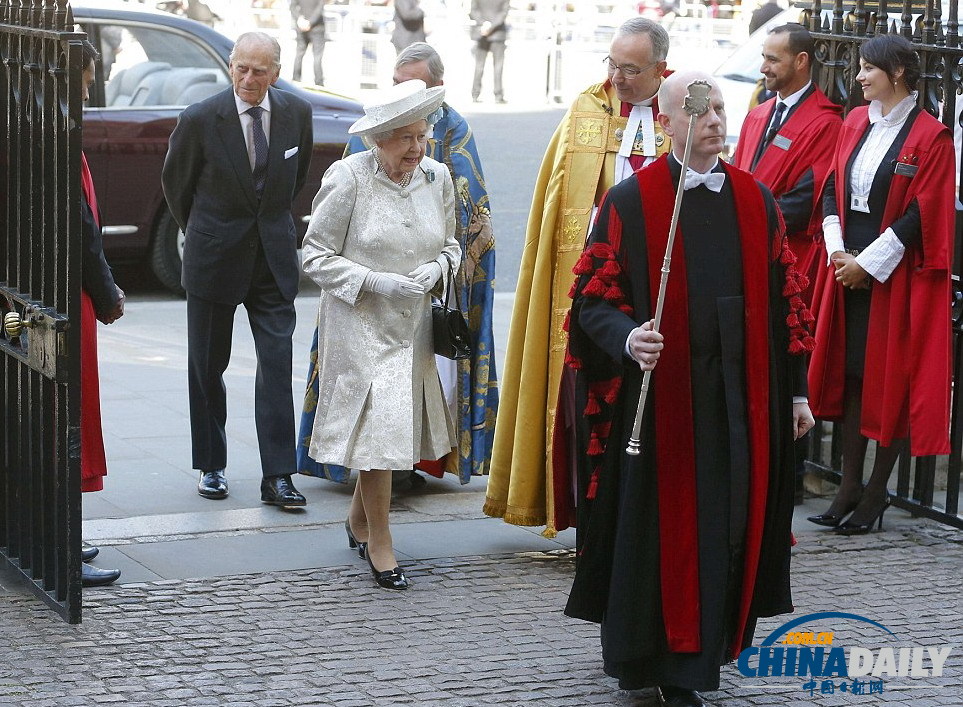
[483,18,672,534]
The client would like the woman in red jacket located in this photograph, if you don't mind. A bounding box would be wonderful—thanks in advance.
[807,34,955,534]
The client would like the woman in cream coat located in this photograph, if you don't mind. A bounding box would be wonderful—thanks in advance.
[302,80,460,589]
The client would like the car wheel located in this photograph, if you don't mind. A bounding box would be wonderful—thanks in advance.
[151,208,186,297]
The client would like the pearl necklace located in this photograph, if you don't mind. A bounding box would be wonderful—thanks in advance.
[374,148,413,188]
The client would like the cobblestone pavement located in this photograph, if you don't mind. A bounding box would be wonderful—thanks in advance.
[0,523,961,707]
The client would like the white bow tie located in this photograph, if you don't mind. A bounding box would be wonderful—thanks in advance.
[683,170,726,192]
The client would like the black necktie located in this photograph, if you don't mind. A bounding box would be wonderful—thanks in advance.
[765,101,786,144]
[247,105,268,197]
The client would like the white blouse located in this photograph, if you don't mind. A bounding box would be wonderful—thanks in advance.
[823,92,918,282]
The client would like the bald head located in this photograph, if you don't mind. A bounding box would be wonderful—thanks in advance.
[657,71,726,170]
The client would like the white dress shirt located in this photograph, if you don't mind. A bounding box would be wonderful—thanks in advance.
[235,91,272,170]
[823,92,918,282]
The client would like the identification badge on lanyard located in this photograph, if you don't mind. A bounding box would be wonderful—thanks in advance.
[850,194,870,213]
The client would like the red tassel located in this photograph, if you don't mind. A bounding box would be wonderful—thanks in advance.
[565,351,582,369]
[789,295,804,310]
[588,434,604,456]
[795,273,810,291]
[599,260,621,278]
[779,241,796,265]
[562,311,571,332]
[782,279,802,296]
[586,468,599,499]
[582,277,607,298]
[588,242,614,260]
[791,532,798,547]
[786,312,800,328]
[802,309,815,324]
[602,383,621,405]
[789,338,806,355]
[568,279,578,299]
[618,304,634,315]
[603,285,624,303]
[573,253,594,275]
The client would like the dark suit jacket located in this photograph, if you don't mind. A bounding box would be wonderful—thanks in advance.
[290,0,326,29]
[81,193,121,318]
[470,0,509,42]
[162,86,313,305]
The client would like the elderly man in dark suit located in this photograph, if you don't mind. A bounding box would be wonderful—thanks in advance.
[290,0,326,85]
[470,0,509,103]
[162,31,313,507]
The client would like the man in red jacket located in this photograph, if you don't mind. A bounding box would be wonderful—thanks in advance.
[732,23,842,297]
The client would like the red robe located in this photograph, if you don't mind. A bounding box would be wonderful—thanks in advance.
[732,85,842,303]
[80,153,108,492]
[808,107,954,456]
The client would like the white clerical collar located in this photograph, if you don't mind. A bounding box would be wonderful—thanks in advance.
[777,81,811,111]
[868,91,917,127]
[235,90,272,116]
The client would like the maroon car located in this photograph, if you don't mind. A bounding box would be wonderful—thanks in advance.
[75,1,363,294]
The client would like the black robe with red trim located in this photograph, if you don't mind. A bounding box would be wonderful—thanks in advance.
[562,155,811,692]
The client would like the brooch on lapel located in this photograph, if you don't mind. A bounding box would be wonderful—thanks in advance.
[426,169,435,183]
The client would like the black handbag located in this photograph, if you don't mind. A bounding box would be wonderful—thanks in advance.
[432,263,472,360]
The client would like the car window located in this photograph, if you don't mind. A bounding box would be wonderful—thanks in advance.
[83,22,229,108]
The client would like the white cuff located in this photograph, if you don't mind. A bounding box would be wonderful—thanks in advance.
[792,396,809,404]
[822,215,844,265]
[624,332,634,360]
[854,228,905,283]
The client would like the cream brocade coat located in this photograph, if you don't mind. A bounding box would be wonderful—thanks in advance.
[301,151,461,471]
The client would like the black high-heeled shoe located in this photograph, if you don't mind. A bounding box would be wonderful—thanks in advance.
[834,498,889,535]
[365,553,410,590]
[344,519,367,559]
[807,495,862,527]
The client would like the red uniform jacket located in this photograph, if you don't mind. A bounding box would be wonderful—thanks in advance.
[733,86,842,300]
[808,107,954,456]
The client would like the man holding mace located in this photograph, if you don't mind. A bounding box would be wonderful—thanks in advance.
[560,71,815,706]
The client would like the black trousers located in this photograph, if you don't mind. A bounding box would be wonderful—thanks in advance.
[187,250,297,478]
[293,26,326,85]
[472,39,505,100]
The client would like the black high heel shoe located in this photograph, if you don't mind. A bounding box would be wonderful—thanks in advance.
[344,519,367,559]
[365,553,410,590]
[834,498,889,535]
[807,495,862,527]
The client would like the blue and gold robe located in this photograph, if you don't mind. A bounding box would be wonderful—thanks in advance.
[297,103,498,483]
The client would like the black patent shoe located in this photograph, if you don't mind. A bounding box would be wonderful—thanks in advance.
[198,469,228,499]
[344,519,367,559]
[260,475,306,508]
[81,543,99,563]
[81,564,121,588]
[834,498,889,535]
[366,554,410,590]
[807,496,861,527]
[658,686,710,707]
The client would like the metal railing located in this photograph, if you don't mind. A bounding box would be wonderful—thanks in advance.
[0,0,85,622]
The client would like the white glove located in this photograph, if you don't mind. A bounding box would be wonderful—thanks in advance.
[408,261,443,290]
[362,271,425,299]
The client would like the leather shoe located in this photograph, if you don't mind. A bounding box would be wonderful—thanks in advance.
[81,543,99,563]
[658,687,710,707]
[81,564,121,587]
[198,469,228,499]
[261,475,306,508]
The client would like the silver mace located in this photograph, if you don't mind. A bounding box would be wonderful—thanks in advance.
[626,79,712,456]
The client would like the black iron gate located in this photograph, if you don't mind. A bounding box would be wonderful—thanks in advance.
[0,0,84,622]
[803,0,963,528]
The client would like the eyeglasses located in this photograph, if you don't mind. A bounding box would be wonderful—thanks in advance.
[603,56,658,78]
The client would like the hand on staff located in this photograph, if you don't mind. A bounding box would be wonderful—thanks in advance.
[627,319,663,371]
[793,402,815,440]
[831,252,871,290]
